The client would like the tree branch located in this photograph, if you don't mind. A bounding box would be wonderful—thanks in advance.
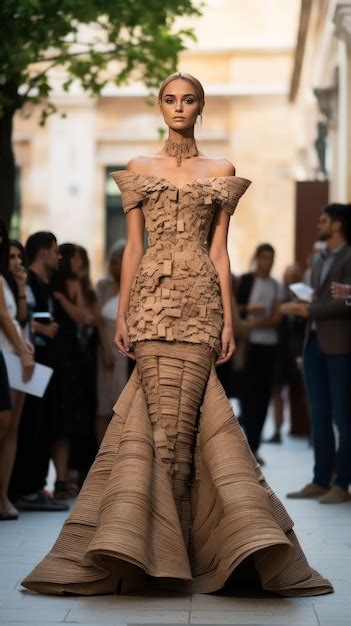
[33,43,122,64]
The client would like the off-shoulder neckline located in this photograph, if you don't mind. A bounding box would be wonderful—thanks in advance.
[112,169,248,193]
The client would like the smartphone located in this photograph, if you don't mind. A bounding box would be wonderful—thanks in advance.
[32,312,53,325]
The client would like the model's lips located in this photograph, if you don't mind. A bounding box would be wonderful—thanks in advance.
[173,116,185,120]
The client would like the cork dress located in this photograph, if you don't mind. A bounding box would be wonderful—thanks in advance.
[22,172,333,597]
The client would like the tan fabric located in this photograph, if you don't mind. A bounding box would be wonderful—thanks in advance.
[110,172,251,354]
[22,341,332,597]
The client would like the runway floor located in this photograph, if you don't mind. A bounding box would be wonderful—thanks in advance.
[1,413,350,626]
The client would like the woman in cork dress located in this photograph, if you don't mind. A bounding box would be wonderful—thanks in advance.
[22,73,332,597]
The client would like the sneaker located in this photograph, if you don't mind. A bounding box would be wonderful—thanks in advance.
[15,491,69,512]
[264,432,281,444]
[286,482,329,499]
[319,485,351,504]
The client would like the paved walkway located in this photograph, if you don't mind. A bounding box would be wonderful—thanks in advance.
[1,423,350,626]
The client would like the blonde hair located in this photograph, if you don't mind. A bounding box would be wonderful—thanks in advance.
[158,72,205,109]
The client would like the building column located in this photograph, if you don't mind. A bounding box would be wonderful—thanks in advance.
[47,96,96,251]
[333,1,351,200]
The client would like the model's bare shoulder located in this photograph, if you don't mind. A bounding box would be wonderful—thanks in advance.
[200,157,236,177]
[213,158,236,176]
[126,156,155,174]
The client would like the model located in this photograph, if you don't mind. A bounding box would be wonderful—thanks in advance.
[22,72,332,597]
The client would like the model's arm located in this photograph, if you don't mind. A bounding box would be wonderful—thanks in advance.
[209,207,236,365]
[114,205,145,360]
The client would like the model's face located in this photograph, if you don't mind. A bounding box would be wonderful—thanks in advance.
[43,242,61,272]
[158,79,202,131]
[9,245,23,274]
[256,251,274,274]
[318,212,336,241]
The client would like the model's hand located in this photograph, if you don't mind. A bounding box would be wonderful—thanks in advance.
[215,326,236,366]
[331,282,350,300]
[114,317,135,360]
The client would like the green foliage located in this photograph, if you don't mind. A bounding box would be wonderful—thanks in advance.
[0,0,201,120]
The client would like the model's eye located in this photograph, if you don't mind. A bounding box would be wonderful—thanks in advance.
[184,98,195,104]
[165,98,175,104]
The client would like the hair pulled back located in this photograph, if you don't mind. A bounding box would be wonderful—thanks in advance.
[158,72,205,108]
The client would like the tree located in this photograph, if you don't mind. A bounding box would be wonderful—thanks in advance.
[0,0,201,228]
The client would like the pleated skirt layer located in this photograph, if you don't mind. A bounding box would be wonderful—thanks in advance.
[22,340,333,597]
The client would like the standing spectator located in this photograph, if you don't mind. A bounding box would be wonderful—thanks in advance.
[9,232,67,512]
[96,241,129,443]
[236,243,281,463]
[50,243,88,500]
[267,262,310,442]
[0,221,34,520]
[71,245,98,486]
[287,204,351,503]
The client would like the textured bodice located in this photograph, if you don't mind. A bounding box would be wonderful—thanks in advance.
[111,170,251,353]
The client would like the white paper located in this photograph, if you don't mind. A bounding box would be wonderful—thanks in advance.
[289,282,315,303]
[2,351,53,398]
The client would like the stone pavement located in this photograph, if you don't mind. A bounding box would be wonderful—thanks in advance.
[0,424,350,626]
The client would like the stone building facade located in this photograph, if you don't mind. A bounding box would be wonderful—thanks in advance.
[13,0,302,280]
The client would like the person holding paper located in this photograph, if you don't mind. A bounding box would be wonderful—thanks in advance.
[0,221,34,521]
[286,204,351,504]
[9,232,68,514]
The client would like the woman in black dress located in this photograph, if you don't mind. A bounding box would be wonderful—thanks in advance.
[50,243,88,500]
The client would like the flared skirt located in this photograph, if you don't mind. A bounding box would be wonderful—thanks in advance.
[22,340,332,597]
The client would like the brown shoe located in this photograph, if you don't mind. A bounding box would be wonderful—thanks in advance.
[319,485,351,504]
[286,482,329,499]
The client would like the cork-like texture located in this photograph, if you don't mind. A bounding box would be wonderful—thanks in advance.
[109,171,251,354]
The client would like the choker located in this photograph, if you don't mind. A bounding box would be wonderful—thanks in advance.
[164,138,198,167]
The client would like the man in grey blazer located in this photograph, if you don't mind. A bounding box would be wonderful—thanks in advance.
[287,204,351,503]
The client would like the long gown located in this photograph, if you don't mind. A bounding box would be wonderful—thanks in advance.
[22,171,333,597]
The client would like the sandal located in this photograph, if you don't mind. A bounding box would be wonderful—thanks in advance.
[0,511,18,521]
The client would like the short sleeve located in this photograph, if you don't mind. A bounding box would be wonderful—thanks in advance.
[110,171,146,214]
[214,176,251,216]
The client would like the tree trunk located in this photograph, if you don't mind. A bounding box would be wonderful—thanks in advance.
[0,107,16,230]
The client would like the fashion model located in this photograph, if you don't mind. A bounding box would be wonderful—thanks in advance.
[22,72,332,597]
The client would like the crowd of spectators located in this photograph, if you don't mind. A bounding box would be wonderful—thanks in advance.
[0,201,350,520]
